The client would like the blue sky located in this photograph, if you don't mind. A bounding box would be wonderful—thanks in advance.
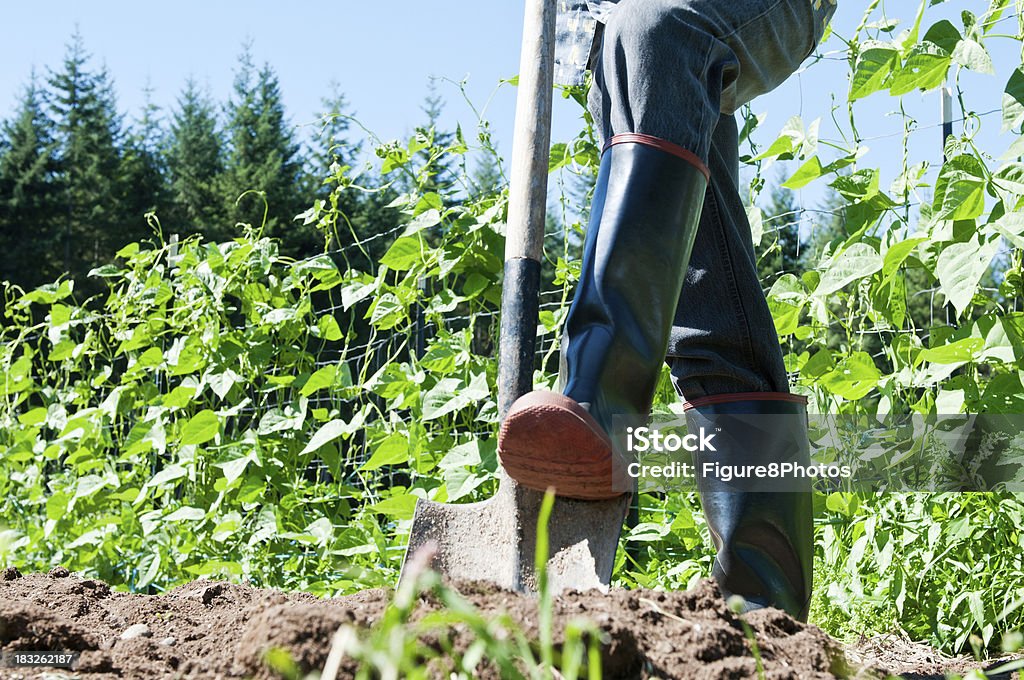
[0,2,538,158]
[0,1,1019,212]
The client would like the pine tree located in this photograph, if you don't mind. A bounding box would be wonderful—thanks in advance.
[308,83,358,191]
[0,75,61,288]
[222,45,309,252]
[406,81,458,198]
[120,85,168,244]
[306,85,395,265]
[757,178,803,287]
[47,32,126,285]
[167,78,225,237]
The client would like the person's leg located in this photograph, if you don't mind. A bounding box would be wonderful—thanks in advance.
[580,0,832,621]
[665,113,788,400]
[587,0,833,154]
[499,0,830,514]
[582,0,833,621]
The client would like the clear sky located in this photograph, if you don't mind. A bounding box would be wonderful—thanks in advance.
[0,1,1018,212]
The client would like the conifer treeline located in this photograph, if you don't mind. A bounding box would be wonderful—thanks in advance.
[0,34,397,293]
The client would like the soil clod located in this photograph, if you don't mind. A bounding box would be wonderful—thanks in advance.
[120,623,152,640]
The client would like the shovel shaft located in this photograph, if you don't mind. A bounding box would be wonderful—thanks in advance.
[499,0,557,419]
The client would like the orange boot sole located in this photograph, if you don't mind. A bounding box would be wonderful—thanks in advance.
[497,391,627,500]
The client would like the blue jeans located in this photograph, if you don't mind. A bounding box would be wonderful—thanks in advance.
[585,0,835,400]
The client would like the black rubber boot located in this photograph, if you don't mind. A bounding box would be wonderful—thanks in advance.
[499,134,708,500]
[684,392,814,621]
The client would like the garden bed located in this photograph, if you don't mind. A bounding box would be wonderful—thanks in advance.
[0,568,1017,679]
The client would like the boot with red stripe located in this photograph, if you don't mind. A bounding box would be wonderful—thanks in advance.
[498,134,708,500]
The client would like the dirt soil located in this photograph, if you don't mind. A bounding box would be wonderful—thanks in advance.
[0,567,1018,679]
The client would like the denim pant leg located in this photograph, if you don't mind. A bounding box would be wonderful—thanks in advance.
[587,0,834,158]
[666,113,788,399]
[585,0,834,400]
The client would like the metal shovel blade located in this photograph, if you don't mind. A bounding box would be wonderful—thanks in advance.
[402,474,630,593]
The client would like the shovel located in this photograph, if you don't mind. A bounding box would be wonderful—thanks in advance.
[398,0,630,594]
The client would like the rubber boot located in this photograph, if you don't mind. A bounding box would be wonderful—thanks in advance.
[498,134,709,500]
[684,392,814,621]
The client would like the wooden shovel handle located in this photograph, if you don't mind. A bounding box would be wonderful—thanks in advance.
[498,0,557,419]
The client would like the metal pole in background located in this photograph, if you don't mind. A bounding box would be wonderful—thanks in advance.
[941,86,953,162]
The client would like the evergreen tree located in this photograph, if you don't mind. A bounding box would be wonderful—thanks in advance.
[222,45,309,252]
[757,178,803,287]
[406,81,458,198]
[308,83,358,191]
[0,75,61,288]
[167,78,225,236]
[47,32,126,285]
[469,152,503,199]
[306,85,399,265]
[120,85,168,243]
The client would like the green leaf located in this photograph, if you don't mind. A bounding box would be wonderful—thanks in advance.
[317,315,343,341]
[990,212,1024,248]
[549,142,570,172]
[300,364,338,396]
[215,454,255,485]
[305,517,334,546]
[751,116,806,161]
[821,352,881,400]
[163,386,196,409]
[301,419,349,455]
[889,42,951,96]
[951,38,994,75]
[422,371,489,421]
[815,243,883,297]
[1002,68,1024,132]
[148,464,187,489]
[88,264,123,278]
[380,236,423,271]
[135,551,162,589]
[850,45,899,100]
[206,369,240,401]
[932,155,987,222]
[747,206,764,246]
[341,275,377,311]
[831,169,881,201]
[164,506,206,522]
[360,433,410,471]
[74,475,110,501]
[882,237,927,276]
[782,156,824,189]
[916,338,984,365]
[626,522,672,542]
[180,410,219,446]
[368,293,405,330]
[935,237,999,316]
[991,162,1024,196]
[922,19,963,53]
[401,209,442,236]
[801,350,835,380]
[767,274,805,336]
[444,467,487,502]
[414,192,443,215]
[752,133,795,161]
[439,441,483,469]
[371,493,417,520]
